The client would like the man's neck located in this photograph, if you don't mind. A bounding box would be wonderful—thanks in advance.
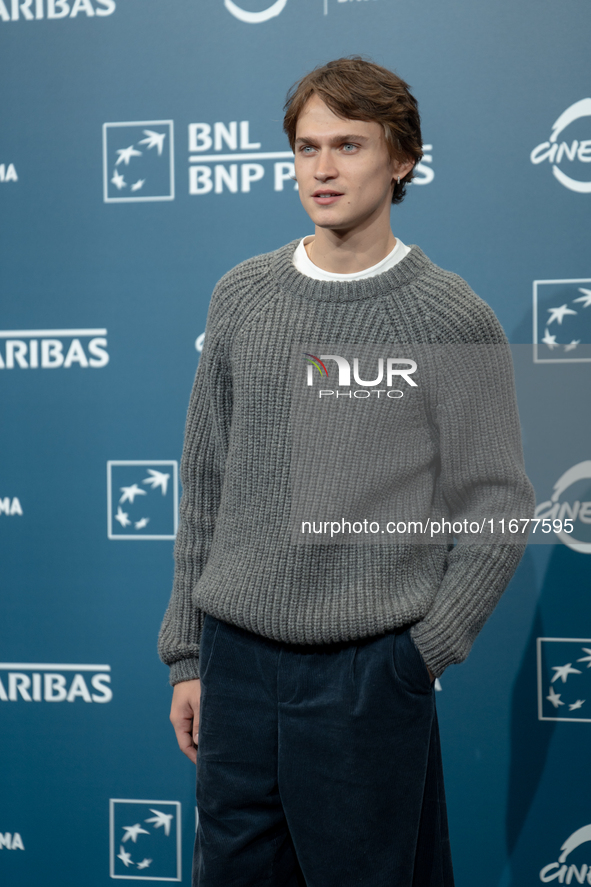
[305,226,398,274]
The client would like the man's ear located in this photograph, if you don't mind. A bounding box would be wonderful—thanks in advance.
[394,158,415,183]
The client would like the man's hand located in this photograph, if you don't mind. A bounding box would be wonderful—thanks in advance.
[170,679,201,764]
[427,666,435,684]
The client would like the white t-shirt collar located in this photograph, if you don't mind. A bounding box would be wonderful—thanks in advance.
[292,235,411,282]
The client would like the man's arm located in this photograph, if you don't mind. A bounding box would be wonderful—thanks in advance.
[411,335,535,676]
[158,325,228,753]
[158,349,223,679]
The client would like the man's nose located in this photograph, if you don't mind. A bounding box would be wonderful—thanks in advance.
[314,149,338,181]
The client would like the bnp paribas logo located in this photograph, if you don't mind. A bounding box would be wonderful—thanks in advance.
[537,638,591,722]
[533,279,591,363]
[109,799,181,881]
[103,121,174,203]
[107,461,179,540]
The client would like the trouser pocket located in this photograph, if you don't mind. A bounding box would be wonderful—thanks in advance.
[393,628,433,694]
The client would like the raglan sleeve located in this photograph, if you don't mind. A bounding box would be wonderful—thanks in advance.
[157,316,229,685]
[410,292,536,677]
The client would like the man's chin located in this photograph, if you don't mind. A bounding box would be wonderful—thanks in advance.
[309,214,353,233]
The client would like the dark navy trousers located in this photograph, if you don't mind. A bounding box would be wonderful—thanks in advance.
[194,615,454,887]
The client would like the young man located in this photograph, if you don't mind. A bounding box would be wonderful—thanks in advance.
[159,58,534,886]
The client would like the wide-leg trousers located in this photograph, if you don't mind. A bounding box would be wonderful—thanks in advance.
[194,615,454,887]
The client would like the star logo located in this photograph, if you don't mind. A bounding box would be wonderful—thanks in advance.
[538,639,591,722]
[122,823,150,843]
[574,288,591,308]
[107,461,178,540]
[145,809,174,836]
[142,469,170,495]
[547,304,577,325]
[533,279,591,363]
[138,129,166,154]
[114,506,131,528]
[546,686,564,708]
[116,145,142,166]
[103,120,174,203]
[541,329,558,349]
[119,484,147,505]
[111,169,126,190]
[551,663,582,683]
[110,799,181,881]
[117,846,134,867]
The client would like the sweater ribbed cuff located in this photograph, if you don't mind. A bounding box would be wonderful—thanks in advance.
[410,621,457,679]
[169,657,200,686]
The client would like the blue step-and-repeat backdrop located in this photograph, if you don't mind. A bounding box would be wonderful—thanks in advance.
[1,1,590,885]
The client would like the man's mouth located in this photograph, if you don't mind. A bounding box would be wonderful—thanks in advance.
[312,190,343,204]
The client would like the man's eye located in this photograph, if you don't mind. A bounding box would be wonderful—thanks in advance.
[301,145,315,154]
[342,144,357,152]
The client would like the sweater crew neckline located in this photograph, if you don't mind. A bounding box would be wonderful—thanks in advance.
[271,239,432,303]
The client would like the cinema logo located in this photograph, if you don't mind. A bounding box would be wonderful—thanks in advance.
[0,662,112,703]
[535,461,591,554]
[0,328,109,370]
[0,163,17,182]
[0,496,22,516]
[531,98,591,194]
[540,823,591,883]
[304,352,418,399]
[0,832,24,851]
[0,0,115,21]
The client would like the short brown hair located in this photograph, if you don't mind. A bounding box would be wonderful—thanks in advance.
[283,57,423,204]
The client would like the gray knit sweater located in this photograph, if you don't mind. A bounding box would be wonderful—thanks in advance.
[158,240,534,681]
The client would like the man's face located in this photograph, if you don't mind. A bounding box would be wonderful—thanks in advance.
[294,95,412,235]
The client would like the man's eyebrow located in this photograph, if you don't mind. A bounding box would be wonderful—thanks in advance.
[294,134,370,145]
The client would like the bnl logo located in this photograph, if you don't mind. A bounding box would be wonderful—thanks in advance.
[103,121,174,202]
[189,120,296,194]
[107,461,178,540]
[109,799,181,881]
